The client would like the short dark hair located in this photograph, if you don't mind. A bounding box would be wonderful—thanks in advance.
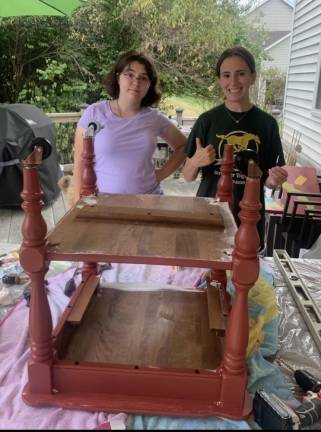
[104,50,161,107]
[216,46,256,77]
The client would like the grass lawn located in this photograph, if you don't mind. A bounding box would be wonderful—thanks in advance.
[162,93,214,118]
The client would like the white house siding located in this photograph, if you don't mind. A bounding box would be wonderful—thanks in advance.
[282,0,321,170]
[263,36,291,72]
[247,0,293,31]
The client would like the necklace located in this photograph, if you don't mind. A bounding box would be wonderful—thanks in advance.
[224,105,252,124]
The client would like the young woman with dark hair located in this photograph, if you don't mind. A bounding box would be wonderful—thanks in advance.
[183,46,288,252]
[72,50,186,201]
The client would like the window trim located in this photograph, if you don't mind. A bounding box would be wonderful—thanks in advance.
[313,37,321,111]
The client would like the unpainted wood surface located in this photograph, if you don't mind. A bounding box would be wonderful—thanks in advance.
[61,287,224,370]
[0,177,200,245]
[47,194,236,263]
[67,275,100,324]
[76,204,224,227]
[206,283,226,334]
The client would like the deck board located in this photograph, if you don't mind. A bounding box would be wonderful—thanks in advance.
[0,192,67,244]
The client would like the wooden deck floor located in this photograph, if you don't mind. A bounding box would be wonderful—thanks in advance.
[0,192,68,244]
[0,176,200,245]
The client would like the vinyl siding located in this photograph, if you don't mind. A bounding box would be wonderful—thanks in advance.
[247,0,293,31]
[282,0,321,170]
[263,36,291,72]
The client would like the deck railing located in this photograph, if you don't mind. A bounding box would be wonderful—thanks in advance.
[46,112,80,165]
[47,111,196,167]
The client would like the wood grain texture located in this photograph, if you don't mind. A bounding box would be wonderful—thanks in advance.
[76,204,224,227]
[61,287,223,370]
[206,283,226,334]
[47,194,236,265]
[67,275,100,324]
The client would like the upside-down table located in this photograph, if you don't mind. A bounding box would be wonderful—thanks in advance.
[19,140,261,419]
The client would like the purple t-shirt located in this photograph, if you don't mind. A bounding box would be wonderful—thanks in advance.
[78,101,172,194]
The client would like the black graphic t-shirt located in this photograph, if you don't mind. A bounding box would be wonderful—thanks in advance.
[184,103,285,248]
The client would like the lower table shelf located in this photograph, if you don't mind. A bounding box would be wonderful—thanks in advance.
[55,286,224,369]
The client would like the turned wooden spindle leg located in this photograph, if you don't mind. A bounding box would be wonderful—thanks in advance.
[221,162,261,409]
[19,147,53,394]
[80,134,98,280]
[217,143,233,210]
[80,135,98,198]
[215,144,233,313]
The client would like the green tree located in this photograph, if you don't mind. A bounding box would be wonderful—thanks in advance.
[68,0,138,104]
[0,16,71,103]
[263,67,286,110]
[0,0,265,111]
[120,0,264,99]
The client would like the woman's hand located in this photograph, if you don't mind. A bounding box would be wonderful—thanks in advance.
[183,137,216,182]
[265,166,288,189]
[190,137,216,168]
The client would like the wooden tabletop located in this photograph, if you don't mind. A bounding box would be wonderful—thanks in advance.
[46,194,236,268]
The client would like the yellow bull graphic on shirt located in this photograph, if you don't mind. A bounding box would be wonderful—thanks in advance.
[217,132,261,157]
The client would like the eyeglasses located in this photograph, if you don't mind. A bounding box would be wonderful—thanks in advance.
[121,71,150,85]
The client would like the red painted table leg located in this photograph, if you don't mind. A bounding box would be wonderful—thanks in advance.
[217,144,234,210]
[221,163,261,413]
[80,134,98,279]
[19,147,53,395]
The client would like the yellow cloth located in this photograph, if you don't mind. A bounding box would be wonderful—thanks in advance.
[246,274,279,357]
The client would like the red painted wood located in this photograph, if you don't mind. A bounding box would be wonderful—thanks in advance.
[80,136,97,198]
[80,135,98,278]
[23,361,252,419]
[19,148,53,394]
[19,140,261,419]
[221,169,261,408]
[217,144,233,210]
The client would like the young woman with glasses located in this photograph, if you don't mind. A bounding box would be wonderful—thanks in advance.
[73,50,186,201]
